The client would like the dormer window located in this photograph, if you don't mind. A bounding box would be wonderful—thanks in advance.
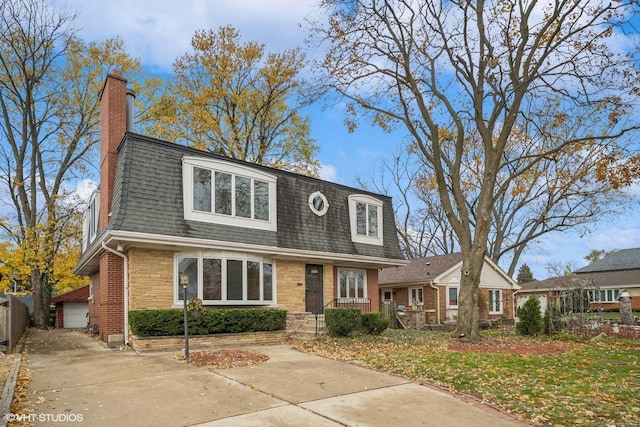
[348,194,383,245]
[82,190,100,251]
[183,157,277,231]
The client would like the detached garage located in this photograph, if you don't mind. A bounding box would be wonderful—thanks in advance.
[51,286,89,329]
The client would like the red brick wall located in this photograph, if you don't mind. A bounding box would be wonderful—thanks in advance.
[55,304,64,328]
[394,288,409,307]
[88,272,100,332]
[99,71,127,230]
[98,252,124,341]
[367,269,380,313]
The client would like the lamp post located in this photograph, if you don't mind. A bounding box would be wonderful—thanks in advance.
[179,272,189,359]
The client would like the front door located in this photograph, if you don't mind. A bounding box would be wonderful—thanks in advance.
[305,264,324,314]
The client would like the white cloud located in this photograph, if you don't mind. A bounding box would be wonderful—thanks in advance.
[318,163,339,183]
[71,179,97,203]
[64,0,318,71]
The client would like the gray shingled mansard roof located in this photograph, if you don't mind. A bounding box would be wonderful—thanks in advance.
[86,133,404,265]
[574,247,640,273]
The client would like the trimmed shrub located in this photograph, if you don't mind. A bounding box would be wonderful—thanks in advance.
[544,304,563,335]
[516,296,543,336]
[361,312,390,335]
[325,308,361,336]
[128,308,286,337]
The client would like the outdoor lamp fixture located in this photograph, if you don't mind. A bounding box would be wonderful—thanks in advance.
[179,272,189,359]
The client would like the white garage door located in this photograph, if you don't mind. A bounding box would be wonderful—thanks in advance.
[63,302,88,328]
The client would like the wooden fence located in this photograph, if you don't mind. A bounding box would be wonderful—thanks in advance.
[0,295,29,354]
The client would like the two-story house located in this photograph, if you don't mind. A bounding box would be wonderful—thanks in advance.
[74,71,405,346]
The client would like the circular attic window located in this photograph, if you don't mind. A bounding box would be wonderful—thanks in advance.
[308,191,329,216]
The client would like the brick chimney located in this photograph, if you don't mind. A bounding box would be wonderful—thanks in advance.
[95,71,128,344]
[99,70,128,229]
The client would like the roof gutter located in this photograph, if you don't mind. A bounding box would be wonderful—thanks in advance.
[101,241,129,346]
[101,230,408,267]
[428,280,440,324]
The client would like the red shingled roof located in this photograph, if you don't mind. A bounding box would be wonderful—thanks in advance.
[51,285,89,303]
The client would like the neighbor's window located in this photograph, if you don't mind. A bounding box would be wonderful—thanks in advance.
[338,268,367,299]
[176,253,274,305]
[488,289,502,314]
[588,289,621,303]
[410,287,423,305]
[183,157,276,231]
[447,286,459,307]
[347,194,383,245]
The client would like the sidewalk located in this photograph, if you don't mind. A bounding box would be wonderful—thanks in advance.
[13,329,528,426]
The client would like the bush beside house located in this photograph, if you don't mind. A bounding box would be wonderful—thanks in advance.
[325,308,390,336]
[516,296,543,336]
[361,312,390,335]
[129,308,286,337]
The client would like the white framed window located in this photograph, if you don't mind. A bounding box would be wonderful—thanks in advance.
[347,194,383,246]
[488,289,502,314]
[82,190,100,251]
[182,157,277,231]
[588,289,621,303]
[175,252,275,305]
[337,268,367,299]
[447,286,459,307]
[308,191,329,216]
[410,287,423,305]
[382,290,393,302]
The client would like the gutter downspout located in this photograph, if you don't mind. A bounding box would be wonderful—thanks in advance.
[102,241,129,346]
[429,280,440,324]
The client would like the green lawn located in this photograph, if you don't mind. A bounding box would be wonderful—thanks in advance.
[295,330,640,426]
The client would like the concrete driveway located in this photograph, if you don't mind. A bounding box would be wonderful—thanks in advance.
[14,329,528,426]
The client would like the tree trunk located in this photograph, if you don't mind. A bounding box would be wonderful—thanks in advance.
[31,269,51,328]
[454,255,483,338]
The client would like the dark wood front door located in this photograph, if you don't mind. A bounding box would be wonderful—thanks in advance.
[305,264,324,314]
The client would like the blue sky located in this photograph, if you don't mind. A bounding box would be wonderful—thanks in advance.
[64,0,640,280]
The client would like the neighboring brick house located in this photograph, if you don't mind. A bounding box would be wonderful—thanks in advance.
[379,253,520,324]
[73,71,405,345]
[516,247,640,313]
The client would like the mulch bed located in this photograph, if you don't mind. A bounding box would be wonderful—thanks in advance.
[182,349,269,369]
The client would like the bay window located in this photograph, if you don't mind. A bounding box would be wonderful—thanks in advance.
[176,253,275,305]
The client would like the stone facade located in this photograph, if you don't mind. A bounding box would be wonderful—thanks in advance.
[131,331,288,352]
[128,248,174,310]
[273,260,306,311]
[126,248,341,314]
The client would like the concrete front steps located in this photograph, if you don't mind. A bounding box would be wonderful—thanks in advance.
[285,312,325,341]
